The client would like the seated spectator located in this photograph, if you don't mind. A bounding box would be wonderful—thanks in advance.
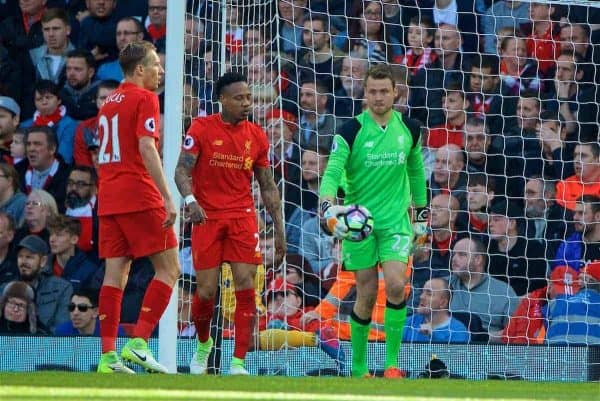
[265,109,301,186]
[433,23,470,87]
[10,129,26,165]
[46,214,98,291]
[429,144,467,209]
[396,16,437,74]
[488,200,548,297]
[466,55,504,133]
[333,53,368,119]
[502,265,580,345]
[0,164,27,227]
[524,2,560,78]
[20,81,78,164]
[298,81,336,151]
[15,126,71,211]
[146,0,167,47]
[554,195,600,270]
[96,17,144,82]
[556,142,600,211]
[482,0,530,54]
[55,289,123,336]
[78,0,119,64]
[348,1,401,63]
[499,35,540,96]
[73,80,119,168]
[431,0,478,54]
[449,237,518,337]
[0,280,46,334]
[464,173,496,245]
[60,49,99,120]
[0,212,18,286]
[14,189,58,246]
[0,0,45,59]
[271,254,321,307]
[13,235,72,332]
[559,23,593,62]
[300,213,334,275]
[250,84,277,129]
[429,193,461,278]
[524,177,572,261]
[0,96,21,163]
[546,260,600,344]
[275,0,306,55]
[535,110,575,180]
[64,166,98,254]
[404,278,469,343]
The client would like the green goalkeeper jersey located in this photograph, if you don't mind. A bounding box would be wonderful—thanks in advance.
[320,110,427,229]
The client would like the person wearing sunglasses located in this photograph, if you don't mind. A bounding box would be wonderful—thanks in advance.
[55,289,125,336]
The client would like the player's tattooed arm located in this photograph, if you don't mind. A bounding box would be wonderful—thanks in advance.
[254,166,286,263]
[174,151,197,197]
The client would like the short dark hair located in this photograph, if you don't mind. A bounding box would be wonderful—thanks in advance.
[467,173,496,192]
[577,141,600,159]
[465,116,488,132]
[307,13,329,33]
[215,72,248,98]
[470,54,499,75]
[119,40,157,76]
[34,80,60,97]
[98,79,120,92]
[365,64,396,86]
[117,16,144,34]
[41,7,70,25]
[577,195,600,214]
[26,126,58,151]
[47,214,82,237]
[72,288,98,307]
[66,49,96,69]
[409,15,434,36]
[444,82,465,98]
[70,165,98,186]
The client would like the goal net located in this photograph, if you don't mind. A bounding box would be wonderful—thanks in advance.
[176,0,600,379]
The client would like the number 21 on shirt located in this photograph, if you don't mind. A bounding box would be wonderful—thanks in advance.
[98,114,121,164]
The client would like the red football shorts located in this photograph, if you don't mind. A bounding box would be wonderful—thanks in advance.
[99,207,178,259]
[192,216,261,270]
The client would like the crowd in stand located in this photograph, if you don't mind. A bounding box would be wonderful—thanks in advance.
[1,0,600,347]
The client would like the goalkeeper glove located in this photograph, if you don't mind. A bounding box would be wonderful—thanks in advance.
[320,201,349,240]
[413,207,430,246]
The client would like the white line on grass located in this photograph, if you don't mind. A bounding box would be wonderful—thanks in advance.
[2,386,542,401]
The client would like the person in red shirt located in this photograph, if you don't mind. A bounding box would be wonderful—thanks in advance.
[526,2,561,78]
[557,142,600,211]
[175,72,286,376]
[96,41,180,374]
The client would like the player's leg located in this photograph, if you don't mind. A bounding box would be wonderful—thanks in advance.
[97,215,134,374]
[118,208,179,373]
[343,236,378,377]
[378,218,412,378]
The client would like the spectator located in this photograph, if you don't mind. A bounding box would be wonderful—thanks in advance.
[433,23,469,87]
[535,110,575,180]
[73,80,119,168]
[10,128,26,165]
[429,193,461,278]
[78,0,119,64]
[0,164,27,227]
[0,212,18,286]
[482,1,530,54]
[270,254,321,307]
[20,81,78,164]
[525,2,560,78]
[546,260,600,344]
[300,212,334,275]
[146,0,167,47]
[554,195,600,270]
[96,17,144,82]
[14,189,58,246]
[559,23,592,62]
[403,278,469,343]
[13,234,72,332]
[265,109,301,186]
[60,49,99,120]
[524,177,572,261]
[298,80,335,150]
[0,0,45,59]
[449,237,518,336]
[333,53,368,119]
[54,289,124,336]
[556,142,600,211]
[488,200,548,297]
[396,16,437,75]
[499,35,540,96]
[275,0,306,55]
[183,15,204,87]
[0,281,44,334]
[429,144,467,209]
[247,51,298,114]
[15,126,71,210]
[464,173,495,245]
[250,84,277,129]
[432,0,478,54]
[64,166,98,254]
[466,55,504,133]
[0,96,21,164]
[46,214,98,292]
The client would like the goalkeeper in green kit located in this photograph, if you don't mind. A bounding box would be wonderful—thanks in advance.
[319,64,428,378]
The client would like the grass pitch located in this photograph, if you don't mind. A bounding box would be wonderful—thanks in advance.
[0,372,598,401]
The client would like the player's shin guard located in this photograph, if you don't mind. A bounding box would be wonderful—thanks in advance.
[133,279,173,340]
[384,300,407,370]
[350,311,371,377]
[192,295,214,343]
[233,288,255,360]
[99,285,123,353]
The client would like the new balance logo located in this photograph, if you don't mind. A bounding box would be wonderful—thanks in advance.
[364,141,374,148]
[130,349,147,362]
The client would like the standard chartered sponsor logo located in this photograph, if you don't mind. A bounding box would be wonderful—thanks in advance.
[364,151,405,167]
[209,151,248,169]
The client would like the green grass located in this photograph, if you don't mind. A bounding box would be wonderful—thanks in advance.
[0,373,598,401]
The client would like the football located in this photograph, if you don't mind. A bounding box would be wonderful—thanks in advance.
[343,204,374,242]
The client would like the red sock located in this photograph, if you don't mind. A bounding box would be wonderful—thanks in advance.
[133,279,173,341]
[233,288,255,360]
[192,295,214,343]
[99,285,123,353]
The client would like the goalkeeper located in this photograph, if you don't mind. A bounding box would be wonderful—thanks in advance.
[319,64,428,378]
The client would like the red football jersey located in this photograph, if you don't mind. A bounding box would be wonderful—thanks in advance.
[97,82,163,215]
[183,114,270,219]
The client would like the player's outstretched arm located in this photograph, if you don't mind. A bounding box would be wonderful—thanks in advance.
[139,136,176,227]
[254,166,286,264]
[174,151,207,224]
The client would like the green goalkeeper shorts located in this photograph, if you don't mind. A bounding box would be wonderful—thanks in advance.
[342,211,413,270]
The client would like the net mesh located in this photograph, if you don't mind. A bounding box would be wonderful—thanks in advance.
[178,0,600,376]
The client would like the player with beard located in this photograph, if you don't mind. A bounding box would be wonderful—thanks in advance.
[64,166,97,254]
